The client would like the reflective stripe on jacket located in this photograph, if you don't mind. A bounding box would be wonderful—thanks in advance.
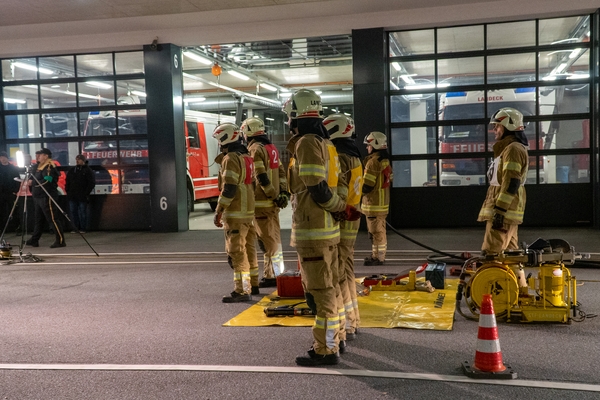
[218,151,255,223]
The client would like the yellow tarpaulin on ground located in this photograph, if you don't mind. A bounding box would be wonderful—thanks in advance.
[224,280,457,331]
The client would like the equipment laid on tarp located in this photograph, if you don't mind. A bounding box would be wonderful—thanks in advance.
[224,280,457,330]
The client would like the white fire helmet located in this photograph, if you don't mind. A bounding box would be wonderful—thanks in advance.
[323,113,355,140]
[283,88,323,119]
[363,131,387,149]
[490,107,524,131]
[241,117,265,138]
[212,123,242,146]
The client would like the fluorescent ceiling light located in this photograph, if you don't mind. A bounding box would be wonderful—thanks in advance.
[131,90,147,97]
[3,97,26,104]
[183,51,213,66]
[13,61,53,75]
[184,96,206,104]
[227,70,249,81]
[569,48,582,59]
[400,74,416,84]
[265,117,274,121]
[556,63,569,73]
[541,75,557,81]
[86,81,112,89]
[391,62,402,71]
[315,90,322,95]
[259,83,277,92]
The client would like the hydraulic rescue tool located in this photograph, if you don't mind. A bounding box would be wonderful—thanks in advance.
[264,302,315,317]
[456,238,589,323]
[363,263,435,292]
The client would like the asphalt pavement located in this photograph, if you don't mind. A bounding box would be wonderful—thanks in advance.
[0,217,599,399]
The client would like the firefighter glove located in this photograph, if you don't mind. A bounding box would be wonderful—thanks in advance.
[43,175,53,183]
[274,191,290,209]
[213,212,223,228]
[491,212,504,231]
[332,205,361,222]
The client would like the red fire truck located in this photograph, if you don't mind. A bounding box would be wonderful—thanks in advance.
[438,88,543,186]
[82,109,232,212]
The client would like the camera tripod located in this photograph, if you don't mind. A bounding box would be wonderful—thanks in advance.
[0,164,99,263]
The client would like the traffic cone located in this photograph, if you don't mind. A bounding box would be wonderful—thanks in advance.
[462,294,517,379]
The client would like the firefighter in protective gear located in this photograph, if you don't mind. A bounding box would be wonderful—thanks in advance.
[362,131,392,266]
[478,107,528,254]
[324,113,363,339]
[241,116,287,289]
[285,89,354,367]
[212,123,257,303]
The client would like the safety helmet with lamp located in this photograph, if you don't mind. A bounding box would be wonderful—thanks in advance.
[241,117,265,138]
[363,131,387,150]
[323,114,355,140]
[287,89,323,119]
[212,123,242,146]
[489,107,524,132]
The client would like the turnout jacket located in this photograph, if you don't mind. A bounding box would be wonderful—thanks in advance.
[334,141,363,245]
[286,133,345,247]
[478,134,528,225]
[248,136,284,210]
[216,149,255,224]
[31,159,60,199]
[361,150,392,216]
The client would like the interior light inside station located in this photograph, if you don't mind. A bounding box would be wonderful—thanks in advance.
[183,51,213,66]
[13,61,53,75]
[131,90,147,97]
[259,83,277,92]
[227,70,250,81]
[86,81,112,89]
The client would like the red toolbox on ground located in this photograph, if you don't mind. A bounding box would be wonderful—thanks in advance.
[276,270,305,298]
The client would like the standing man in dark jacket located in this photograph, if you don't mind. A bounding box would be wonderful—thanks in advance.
[65,154,95,233]
[25,148,66,248]
[0,151,21,233]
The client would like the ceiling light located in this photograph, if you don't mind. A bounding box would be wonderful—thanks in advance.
[265,117,274,121]
[569,48,582,59]
[391,62,402,71]
[259,83,277,92]
[13,61,53,75]
[556,63,569,73]
[86,81,112,89]
[131,90,147,97]
[315,90,322,95]
[184,96,206,104]
[227,70,250,81]
[183,51,213,66]
[3,97,26,104]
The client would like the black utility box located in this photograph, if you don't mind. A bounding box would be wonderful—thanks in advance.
[425,262,446,289]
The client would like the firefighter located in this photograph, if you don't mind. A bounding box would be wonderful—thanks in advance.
[212,123,257,303]
[323,113,363,340]
[25,148,66,248]
[478,107,529,254]
[241,116,288,289]
[362,131,392,266]
[284,89,360,366]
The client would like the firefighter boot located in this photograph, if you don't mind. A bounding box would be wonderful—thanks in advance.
[251,286,260,295]
[295,348,340,367]
[363,256,383,266]
[258,278,277,288]
[222,291,252,303]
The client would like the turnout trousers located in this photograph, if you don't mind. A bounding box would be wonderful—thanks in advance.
[297,245,340,355]
[366,214,387,261]
[254,208,284,279]
[223,220,254,295]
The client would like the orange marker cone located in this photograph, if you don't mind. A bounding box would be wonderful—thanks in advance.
[462,294,517,379]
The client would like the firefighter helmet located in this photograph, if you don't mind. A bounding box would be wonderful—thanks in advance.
[284,89,323,119]
[363,131,387,149]
[212,123,242,146]
[490,107,524,131]
[324,114,355,140]
[241,117,265,137]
